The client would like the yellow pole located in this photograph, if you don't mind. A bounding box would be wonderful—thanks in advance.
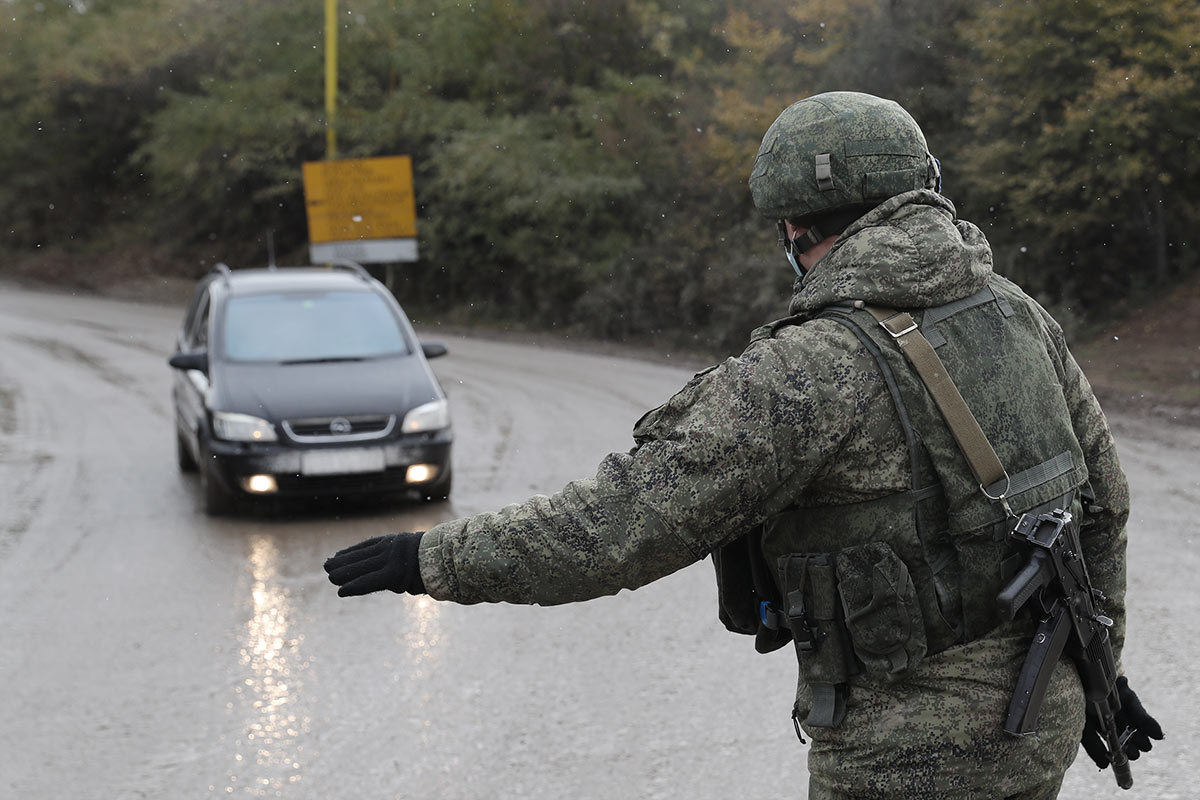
[324,0,338,158]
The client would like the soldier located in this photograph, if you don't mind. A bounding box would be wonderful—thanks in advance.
[325,92,1160,798]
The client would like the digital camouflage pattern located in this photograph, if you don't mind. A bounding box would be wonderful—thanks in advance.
[749,92,938,222]
[418,189,1129,799]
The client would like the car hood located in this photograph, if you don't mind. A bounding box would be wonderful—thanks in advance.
[210,356,439,421]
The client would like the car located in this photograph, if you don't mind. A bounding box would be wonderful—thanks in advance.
[168,260,452,515]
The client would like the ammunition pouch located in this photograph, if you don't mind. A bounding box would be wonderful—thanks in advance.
[778,552,854,727]
[835,542,928,677]
[775,542,928,728]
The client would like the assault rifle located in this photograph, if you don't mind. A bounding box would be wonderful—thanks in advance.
[996,508,1134,790]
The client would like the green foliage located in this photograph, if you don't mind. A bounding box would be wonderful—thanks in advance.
[961,0,1200,306]
[1,0,1197,351]
[0,0,190,245]
[130,1,328,261]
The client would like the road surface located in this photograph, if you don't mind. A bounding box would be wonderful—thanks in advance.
[0,282,1193,798]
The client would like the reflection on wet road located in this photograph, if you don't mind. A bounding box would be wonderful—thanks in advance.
[405,596,444,681]
[224,534,309,796]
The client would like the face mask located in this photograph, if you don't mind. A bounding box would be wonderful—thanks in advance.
[784,244,804,279]
[777,220,829,279]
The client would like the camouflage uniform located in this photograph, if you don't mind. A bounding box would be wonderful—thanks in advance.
[417,194,1128,798]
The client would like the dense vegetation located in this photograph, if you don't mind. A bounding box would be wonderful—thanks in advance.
[2,0,1197,352]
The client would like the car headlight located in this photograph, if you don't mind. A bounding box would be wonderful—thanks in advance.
[212,411,278,442]
[401,398,450,433]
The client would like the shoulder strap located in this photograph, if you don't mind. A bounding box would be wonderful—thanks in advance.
[862,304,1013,514]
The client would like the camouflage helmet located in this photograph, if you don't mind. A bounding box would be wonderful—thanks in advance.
[749,91,940,222]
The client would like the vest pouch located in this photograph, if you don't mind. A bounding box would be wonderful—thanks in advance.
[712,532,792,654]
[778,553,855,727]
[712,535,760,636]
[835,541,927,680]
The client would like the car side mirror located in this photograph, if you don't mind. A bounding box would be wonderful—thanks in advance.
[421,341,448,359]
[169,350,209,372]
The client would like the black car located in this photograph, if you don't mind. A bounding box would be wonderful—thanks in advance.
[168,261,452,514]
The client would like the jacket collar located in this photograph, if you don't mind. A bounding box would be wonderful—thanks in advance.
[788,190,994,316]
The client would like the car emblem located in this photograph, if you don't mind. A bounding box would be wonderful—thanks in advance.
[329,417,352,435]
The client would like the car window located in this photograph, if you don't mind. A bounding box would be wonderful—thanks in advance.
[180,281,208,343]
[188,291,211,349]
[220,290,412,362]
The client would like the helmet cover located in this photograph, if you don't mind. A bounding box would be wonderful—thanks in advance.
[749,91,937,221]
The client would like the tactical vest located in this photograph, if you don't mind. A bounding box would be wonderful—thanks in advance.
[715,277,1089,729]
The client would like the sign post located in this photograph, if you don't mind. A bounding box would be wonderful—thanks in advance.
[325,0,338,158]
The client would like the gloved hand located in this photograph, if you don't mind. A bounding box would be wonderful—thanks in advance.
[324,532,426,597]
[1081,676,1164,769]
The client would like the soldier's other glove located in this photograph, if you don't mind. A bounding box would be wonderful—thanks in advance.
[1081,676,1164,769]
[324,532,426,597]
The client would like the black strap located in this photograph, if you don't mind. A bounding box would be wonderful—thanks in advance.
[809,683,849,728]
[819,311,925,493]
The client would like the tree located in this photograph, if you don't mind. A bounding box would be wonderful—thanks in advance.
[133,0,328,264]
[961,0,1200,306]
[0,0,199,248]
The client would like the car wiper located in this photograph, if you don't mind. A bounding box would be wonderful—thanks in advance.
[279,356,367,365]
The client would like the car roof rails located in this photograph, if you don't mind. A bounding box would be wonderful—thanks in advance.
[322,259,372,280]
[208,262,234,286]
[206,259,371,284]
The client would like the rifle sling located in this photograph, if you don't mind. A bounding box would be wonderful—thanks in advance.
[863,304,1009,494]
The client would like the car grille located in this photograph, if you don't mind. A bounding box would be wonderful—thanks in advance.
[281,414,396,443]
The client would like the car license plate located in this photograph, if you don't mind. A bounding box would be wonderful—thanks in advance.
[300,448,386,476]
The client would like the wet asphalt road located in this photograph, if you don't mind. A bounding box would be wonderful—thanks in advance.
[0,281,1195,799]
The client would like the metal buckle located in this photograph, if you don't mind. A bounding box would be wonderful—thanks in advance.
[786,588,815,651]
[881,313,918,339]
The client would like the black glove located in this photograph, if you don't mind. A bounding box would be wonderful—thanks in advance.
[1081,676,1164,769]
[324,532,426,597]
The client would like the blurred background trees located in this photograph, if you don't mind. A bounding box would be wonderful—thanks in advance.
[1,0,1197,353]
[962,0,1200,309]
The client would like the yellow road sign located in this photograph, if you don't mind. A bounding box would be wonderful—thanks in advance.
[302,155,417,244]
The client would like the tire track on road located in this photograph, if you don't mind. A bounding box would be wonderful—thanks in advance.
[11,333,138,391]
[0,370,57,563]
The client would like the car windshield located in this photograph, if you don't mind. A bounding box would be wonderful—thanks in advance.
[221,290,411,362]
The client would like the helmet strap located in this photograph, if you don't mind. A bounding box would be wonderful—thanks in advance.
[777,220,823,277]
[778,206,871,276]
[777,219,831,254]
[791,225,829,253]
